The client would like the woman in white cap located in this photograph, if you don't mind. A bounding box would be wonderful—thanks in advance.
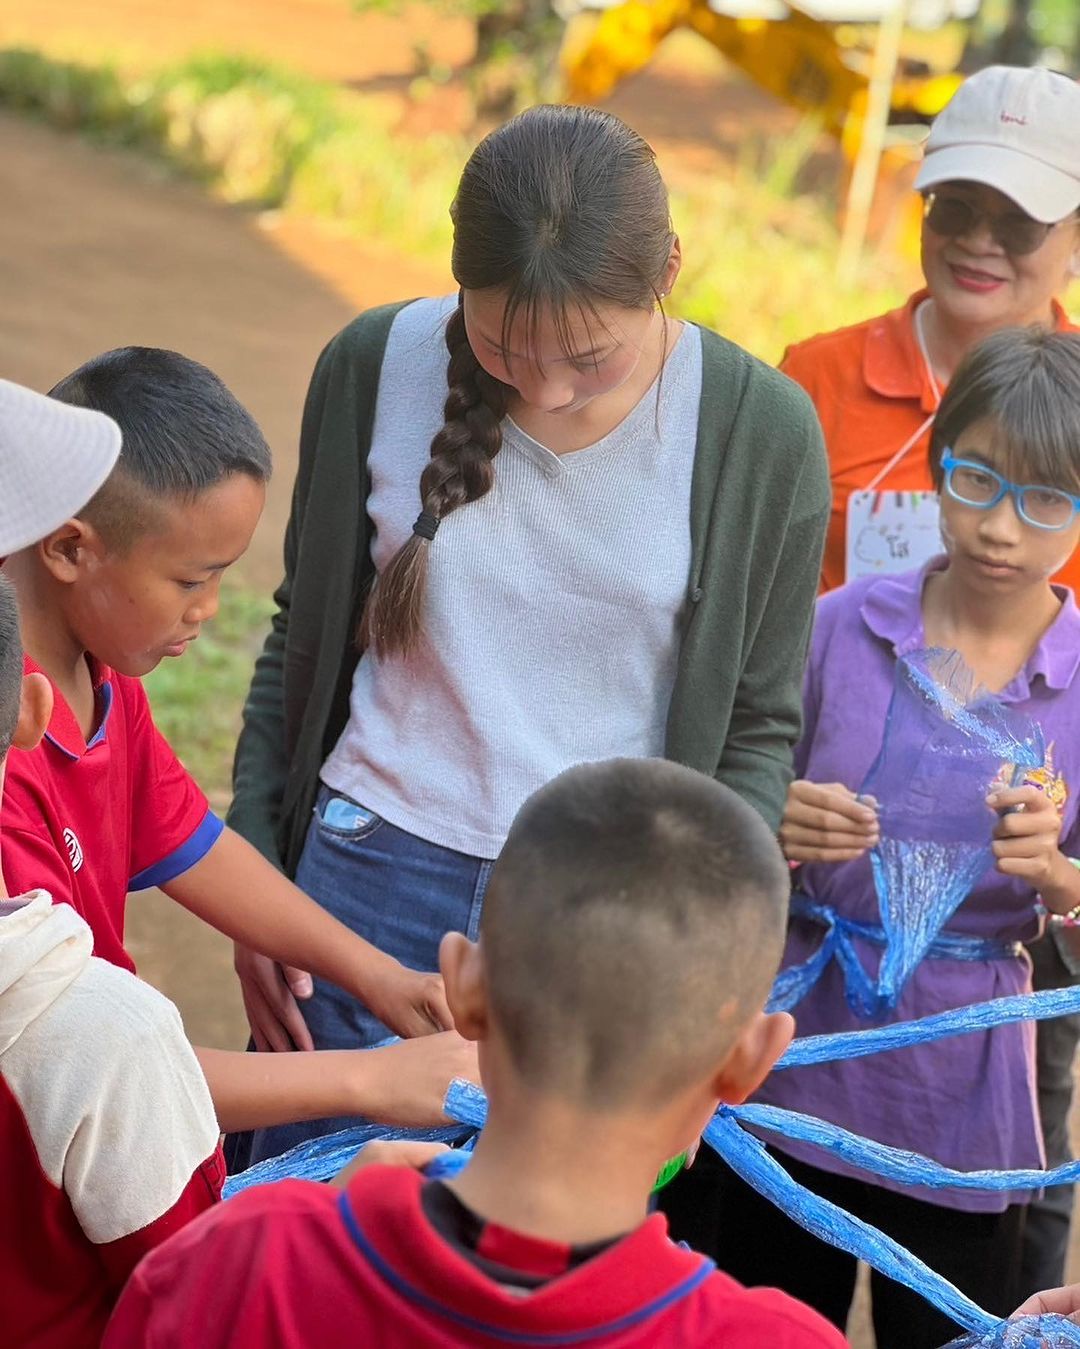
[783,64,1080,597]
[0,377,120,557]
[775,65,1080,1297]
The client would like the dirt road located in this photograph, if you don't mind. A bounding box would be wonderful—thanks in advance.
[1,108,452,1047]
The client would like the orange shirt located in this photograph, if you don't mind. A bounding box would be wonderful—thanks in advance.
[781,289,1080,594]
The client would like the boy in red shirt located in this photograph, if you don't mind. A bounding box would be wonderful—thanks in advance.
[0,573,224,1349]
[0,385,222,1348]
[107,758,847,1349]
[1,350,475,1132]
[0,378,477,1348]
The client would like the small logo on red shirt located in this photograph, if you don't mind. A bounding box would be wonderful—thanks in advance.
[63,828,84,873]
[1000,110,1028,126]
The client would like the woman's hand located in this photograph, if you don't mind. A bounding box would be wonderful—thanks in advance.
[234,944,315,1052]
[365,963,455,1038]
[989,786,1068,896]
[779,781,879,864]
[234,943,450,1048]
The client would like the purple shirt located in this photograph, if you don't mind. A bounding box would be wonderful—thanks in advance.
[756,561,1080,1211]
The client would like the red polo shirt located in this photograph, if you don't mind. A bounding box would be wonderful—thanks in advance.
[781,289,1080,594]
[1,655,223,971]
[105,1166,846,1347]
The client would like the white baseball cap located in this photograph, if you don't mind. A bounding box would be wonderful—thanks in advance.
[915,66,1080,224]
[0,378,121,556]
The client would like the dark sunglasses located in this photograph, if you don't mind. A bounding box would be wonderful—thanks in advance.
[923,192,1064,256]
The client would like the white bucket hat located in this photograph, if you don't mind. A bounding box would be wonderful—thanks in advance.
[0,378,121,556]
[914,65,1080,224]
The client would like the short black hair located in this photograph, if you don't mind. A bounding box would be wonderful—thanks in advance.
[49,347,271,549]
[929,328,1080,495]
[0,577,23,758]
[481,758,790,1110]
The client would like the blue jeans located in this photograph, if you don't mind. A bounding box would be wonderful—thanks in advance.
[245,786,492,1164]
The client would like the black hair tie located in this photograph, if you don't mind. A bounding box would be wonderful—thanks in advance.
[412,511,440,542]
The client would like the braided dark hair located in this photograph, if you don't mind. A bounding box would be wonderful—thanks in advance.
[361,104,673,659]
[360,306,509,654]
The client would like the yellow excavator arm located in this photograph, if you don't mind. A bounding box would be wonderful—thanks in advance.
[561,0,962,155]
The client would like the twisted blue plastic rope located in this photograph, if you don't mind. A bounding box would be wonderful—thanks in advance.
[223,986,1080,1344]
[777,985,1080,1070]
[768,893,1023,1019]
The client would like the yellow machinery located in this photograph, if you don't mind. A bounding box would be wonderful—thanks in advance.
[561,0,963,167]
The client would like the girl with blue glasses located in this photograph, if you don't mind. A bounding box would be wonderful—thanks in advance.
[698,328,1080,1349]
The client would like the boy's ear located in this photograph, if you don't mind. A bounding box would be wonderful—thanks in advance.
[709,1010,795,1107]
[37,518,107,582]
[438,931,489,1043]
[14,672,52,751]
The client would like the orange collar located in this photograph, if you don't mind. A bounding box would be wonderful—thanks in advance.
[863,288,1075,412]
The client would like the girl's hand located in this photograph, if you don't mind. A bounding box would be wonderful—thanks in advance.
[989,786,1066,892]
[779,781,879,863]
[233,944,315,1052]
[366,963,454,1038]
[347,1031,480,1127]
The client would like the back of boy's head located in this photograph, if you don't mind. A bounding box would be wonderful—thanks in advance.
[49,347,271,551]
[929,327,1080,495]
[0,577,23,759]
[480,759,790,1111]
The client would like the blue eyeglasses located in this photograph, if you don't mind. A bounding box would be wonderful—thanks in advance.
[940,451,1080,532]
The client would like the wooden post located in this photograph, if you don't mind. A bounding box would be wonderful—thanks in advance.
[836,0,908,286]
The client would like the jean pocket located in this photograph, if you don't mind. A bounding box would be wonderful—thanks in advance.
[316,792,384,841]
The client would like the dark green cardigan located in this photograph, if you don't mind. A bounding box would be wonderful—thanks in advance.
[228,303,830,873]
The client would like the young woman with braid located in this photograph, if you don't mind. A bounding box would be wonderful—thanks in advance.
[226,103,830,1166]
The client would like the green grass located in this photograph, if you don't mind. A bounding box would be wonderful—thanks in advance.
[670,179,910,361]
[0,47,461,251]
[143,582,273,802]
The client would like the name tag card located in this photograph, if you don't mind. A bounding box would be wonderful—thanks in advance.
[845,490,941,584]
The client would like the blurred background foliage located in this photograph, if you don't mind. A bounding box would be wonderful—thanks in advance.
[0,39,914,365]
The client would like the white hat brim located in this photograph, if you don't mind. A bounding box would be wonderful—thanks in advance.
[914,144,1080,224]
[0,379,122,555]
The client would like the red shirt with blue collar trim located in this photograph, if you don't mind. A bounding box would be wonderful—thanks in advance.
[104,1165,846,1347]
[0,654,223,972]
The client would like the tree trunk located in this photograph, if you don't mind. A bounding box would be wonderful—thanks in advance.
[994,0,1037,66]
[471,1,561,118]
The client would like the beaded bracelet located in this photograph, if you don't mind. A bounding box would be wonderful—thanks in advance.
[1036,858,1080,927]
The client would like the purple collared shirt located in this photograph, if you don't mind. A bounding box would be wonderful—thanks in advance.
[756,560,1080,1211]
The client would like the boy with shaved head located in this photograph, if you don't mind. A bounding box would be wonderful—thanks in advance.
[108,758,845,1348]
